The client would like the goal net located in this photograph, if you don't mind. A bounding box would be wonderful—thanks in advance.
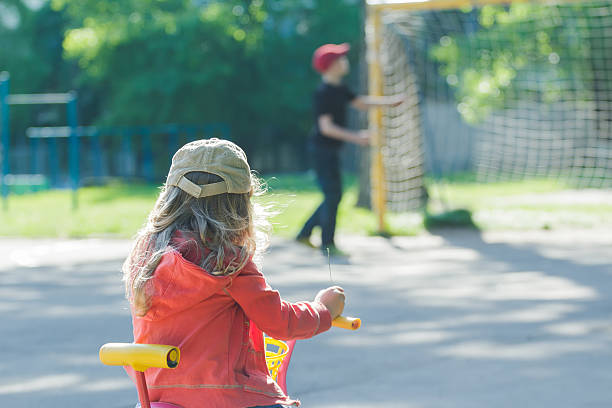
[369,0,612,215]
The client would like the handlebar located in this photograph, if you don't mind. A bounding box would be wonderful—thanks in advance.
[332,316,361,330]
[99,343,180,372]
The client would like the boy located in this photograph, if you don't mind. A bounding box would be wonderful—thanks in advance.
[296,43,402,256]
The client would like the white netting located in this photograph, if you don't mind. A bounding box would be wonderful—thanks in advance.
[380,25,426,212]
[376,0,612,212]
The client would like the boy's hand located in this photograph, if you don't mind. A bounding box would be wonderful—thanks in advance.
[315,286,345,319]
[354,130,370,147]
[388,94,405,107]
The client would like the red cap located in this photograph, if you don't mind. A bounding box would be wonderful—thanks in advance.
[312,43,350,73]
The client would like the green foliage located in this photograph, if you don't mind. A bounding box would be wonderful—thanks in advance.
[0,1,73,134]
[48,0,360,159]
[1,0,362,169]
[0,1,64,93]
[430,2,595,124]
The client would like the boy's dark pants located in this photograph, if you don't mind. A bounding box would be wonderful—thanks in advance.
[298,143,342,247]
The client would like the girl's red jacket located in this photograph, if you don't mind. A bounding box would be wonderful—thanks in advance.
[127,236,331,408]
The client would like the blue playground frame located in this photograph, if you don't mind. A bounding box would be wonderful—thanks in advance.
[25,123,230,183]
[0,71,79,209]
[0,72,230,210]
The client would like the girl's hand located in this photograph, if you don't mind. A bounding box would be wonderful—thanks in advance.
[315,286,345,319]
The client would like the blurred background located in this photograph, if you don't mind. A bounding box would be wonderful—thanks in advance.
[0,0,370,237]
[0,0,610,238]
[1,0,363,175]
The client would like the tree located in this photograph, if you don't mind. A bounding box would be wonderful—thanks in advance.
[51,0,363,168]
[430,2,597,125]
[0,1,73,135]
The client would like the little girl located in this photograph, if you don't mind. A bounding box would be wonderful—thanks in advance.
[122,138,345,408]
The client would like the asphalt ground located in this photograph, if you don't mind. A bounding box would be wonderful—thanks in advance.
[1,229,611,407]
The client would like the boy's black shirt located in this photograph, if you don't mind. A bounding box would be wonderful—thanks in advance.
[312,81,356,150]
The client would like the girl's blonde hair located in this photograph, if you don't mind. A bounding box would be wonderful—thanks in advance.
[122,171,270,316]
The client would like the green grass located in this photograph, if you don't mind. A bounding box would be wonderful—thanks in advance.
[259,173,423,238]
[0,174,610,238]
[0,183,160,238]
[427,174,568,206]
[427,175,612,230]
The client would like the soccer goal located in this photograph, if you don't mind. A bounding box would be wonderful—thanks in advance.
[366,0,612,231]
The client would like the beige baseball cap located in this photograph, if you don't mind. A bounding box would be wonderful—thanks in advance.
[166,138,251,198]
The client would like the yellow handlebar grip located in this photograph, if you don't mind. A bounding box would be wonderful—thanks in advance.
[332,316,361,330]
[99,343,180,372]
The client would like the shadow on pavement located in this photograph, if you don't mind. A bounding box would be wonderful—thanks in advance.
[1,231,611,408]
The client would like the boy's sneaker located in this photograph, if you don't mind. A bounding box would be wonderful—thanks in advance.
[296,235,317,249]
[322,244,349,258]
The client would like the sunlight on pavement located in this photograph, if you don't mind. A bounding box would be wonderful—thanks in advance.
[0,374,82,394]
[436,339,604,360]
